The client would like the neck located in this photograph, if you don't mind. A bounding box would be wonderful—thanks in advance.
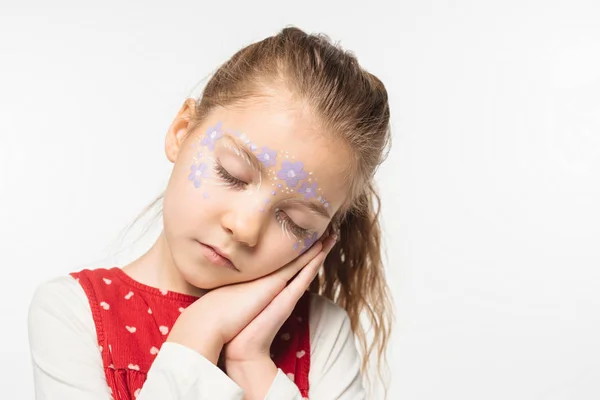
[122,231,207,297]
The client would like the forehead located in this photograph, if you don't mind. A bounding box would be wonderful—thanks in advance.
[192,103,351,210]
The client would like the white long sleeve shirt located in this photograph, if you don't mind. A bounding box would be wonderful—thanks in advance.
[28,275,366,399]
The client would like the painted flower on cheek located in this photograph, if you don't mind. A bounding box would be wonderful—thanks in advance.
[257,146,277,168]
[201,122,223,150]
[188,162,209,188]
[297,182,317,199]
[300,232,319,254]
[277,161,308,188]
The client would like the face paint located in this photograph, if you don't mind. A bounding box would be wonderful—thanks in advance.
[300,232,319,254]
[257,146,277,168]
[187,162,209,188]
[201,122,223,150]
[221,139,256,171]
[190,121,331,253]
[260,198,271,213]
[298,182,317,199]
[276,161,308,188]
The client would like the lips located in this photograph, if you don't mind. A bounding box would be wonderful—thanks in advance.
[197,241,239,271]
[209,244,231,263]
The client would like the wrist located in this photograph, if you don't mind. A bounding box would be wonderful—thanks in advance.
[226,357,278,400]
[166,325,224,365]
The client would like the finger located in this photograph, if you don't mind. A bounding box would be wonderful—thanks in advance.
[247,254,324,333]
[248,235,332,301]
[269,238,325,283]
[284,235,336,296]
[257,236,338,322]
[234,236,337,341]
[277,234,337,284]
[283,234,336,297]
[238,239,322,306]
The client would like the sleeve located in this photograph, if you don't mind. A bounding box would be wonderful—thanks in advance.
[264,369,305,399]
[263,294,367,399]
[307,294,366,399]
[27,275,244,400]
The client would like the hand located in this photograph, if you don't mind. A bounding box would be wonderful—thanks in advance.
[165,236,332,365]
[224,234,337,365]
[223,234,337,399]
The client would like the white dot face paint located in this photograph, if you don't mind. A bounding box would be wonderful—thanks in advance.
[188,121,332,253]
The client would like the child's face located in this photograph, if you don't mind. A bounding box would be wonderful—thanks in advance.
[162,99,351,289]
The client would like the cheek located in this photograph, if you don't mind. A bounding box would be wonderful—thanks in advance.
[259,220,319,269]
[163,180,204,238]
[251,231,302,277]
[164,158,223,232]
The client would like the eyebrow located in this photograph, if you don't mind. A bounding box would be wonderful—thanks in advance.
[222,134,265,174]
[281,198,331,220]
[222,134,331,220]
[303,200,331,220]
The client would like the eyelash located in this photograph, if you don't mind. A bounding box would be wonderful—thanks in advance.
[275,209,311,239]
[214,162,311,239]
[214,163,247,190]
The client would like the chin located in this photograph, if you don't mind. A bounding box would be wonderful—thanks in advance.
[176,257,232,291]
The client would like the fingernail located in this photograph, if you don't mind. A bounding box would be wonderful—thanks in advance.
[326,235,337,251]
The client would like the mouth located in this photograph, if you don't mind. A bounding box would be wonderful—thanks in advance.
[196,241,239,272]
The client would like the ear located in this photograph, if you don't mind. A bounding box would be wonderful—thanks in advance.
[165,98,197,163]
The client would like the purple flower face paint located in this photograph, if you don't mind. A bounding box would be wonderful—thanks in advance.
[300,232,319,254]
[297,182,318,200]
[188,162,209,188]
[201,122,224,150]
[257,146,277,168]
[276,161,308,188]
[238,134,257,150]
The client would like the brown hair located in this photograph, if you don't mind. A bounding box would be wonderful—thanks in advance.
[133,26,394,393]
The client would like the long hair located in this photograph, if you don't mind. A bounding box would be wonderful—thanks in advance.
[133,26,394,394]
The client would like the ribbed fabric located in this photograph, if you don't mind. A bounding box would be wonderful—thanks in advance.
[71,267,311,399]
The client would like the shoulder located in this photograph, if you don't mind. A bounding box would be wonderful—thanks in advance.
[29,274,88,311]
[28,274,94,338]
[307,292,352,341]
[28,275,110,396]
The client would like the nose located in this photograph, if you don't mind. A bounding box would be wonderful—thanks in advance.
[220,203,263,248]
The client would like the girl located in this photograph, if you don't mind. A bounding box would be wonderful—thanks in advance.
[28,26,393,399]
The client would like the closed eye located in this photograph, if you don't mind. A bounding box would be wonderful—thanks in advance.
[275,209,311,239]
[214,163,247,190]
[215,162,312,239]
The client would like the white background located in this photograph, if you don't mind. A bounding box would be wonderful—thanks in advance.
[1,0,600,398]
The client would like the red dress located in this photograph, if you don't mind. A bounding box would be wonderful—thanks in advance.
[71,267,311,399]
